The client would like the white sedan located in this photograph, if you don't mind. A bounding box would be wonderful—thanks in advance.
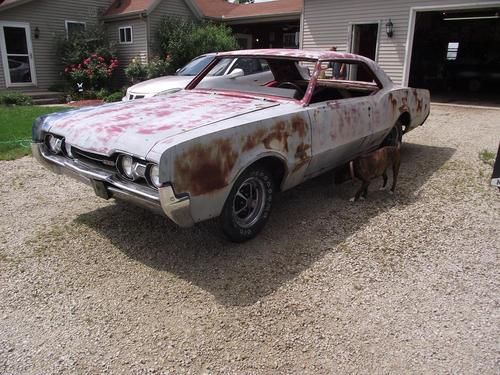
[123,53,273,100]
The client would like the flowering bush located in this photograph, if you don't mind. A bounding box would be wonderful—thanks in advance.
[64,54,119,91]
[124,56,172,84]
[57,26,118,93]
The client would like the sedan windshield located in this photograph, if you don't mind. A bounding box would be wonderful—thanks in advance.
[176,55,214,76]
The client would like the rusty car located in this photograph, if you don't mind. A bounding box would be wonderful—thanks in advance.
[32,49,430,242]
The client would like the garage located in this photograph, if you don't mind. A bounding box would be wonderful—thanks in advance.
[409,6,500,100]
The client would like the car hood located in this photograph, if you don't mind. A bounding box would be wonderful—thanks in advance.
[128,75,194,94]
[45,90,279,156]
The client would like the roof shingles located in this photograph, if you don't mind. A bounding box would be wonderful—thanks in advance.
[104,0,302,19]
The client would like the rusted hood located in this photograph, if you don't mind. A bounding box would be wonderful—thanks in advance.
[45,91,279,155]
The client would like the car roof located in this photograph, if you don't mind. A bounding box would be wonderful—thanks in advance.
[216,48,374,62]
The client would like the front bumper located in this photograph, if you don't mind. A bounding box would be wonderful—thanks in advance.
[32,143,194,228]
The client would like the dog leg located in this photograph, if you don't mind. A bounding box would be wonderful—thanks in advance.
[391,159,401,193]
[352,180,369,201]
[380,170,388,190]
[362,183,369,199]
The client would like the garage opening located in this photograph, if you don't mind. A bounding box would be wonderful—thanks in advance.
[409,8,500,104]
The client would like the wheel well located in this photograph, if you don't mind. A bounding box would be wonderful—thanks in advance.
[398,112,411,133]
[251,156,287,191]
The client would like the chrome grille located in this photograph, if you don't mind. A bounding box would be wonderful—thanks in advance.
[71,147,116,172]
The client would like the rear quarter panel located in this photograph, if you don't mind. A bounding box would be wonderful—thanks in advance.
[383,87,430,131]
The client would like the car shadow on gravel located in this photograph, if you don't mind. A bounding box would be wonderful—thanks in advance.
[76,142,455,307]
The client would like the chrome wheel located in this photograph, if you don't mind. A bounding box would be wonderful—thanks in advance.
[232,177,267,229]
[222,166,275,242]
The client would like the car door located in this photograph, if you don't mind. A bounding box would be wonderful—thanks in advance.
[305,95,374,178]
[304,60,384,178]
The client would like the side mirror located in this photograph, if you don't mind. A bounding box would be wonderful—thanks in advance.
[175,68,180,73]
[227,68,244,79]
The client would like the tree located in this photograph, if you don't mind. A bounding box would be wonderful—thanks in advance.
[156,18,238,70]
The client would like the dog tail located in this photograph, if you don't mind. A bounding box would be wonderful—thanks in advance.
[349,160,355,180]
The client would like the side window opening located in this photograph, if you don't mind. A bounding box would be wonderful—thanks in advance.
[310,61,381,103]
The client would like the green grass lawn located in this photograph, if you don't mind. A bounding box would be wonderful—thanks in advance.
[0,105,71,160]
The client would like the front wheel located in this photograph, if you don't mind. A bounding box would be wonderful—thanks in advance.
[221,166,275,242]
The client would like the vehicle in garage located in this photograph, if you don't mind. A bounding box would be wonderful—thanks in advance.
[32,49,430,242]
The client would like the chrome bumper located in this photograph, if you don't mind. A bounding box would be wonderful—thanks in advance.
[32,143,194,227]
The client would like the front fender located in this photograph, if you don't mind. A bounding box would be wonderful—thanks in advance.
[162,112,312,223]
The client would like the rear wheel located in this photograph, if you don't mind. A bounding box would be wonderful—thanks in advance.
[221,166,274,242]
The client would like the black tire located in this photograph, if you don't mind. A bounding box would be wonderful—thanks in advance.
[381,124,402,147]
[221,166,275,242]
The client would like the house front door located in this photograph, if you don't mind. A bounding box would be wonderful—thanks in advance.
[0,21,37,87]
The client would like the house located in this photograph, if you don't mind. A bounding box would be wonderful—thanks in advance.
[0,0,303,94]
[0,0,113,93]
[301,0,500,96]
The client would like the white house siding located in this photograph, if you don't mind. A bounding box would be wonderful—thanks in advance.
[0,0,112,91]
[148,0,195,58]
[302,0,500,85]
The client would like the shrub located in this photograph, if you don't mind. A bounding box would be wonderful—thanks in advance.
[95,88,111,100]
[0,92,32,106]
[104,92,124,103]
[124,57,148,83]
[156,18,238,70]
[146,57,172,79]
[57,26,118,92]
[125,56,172,84]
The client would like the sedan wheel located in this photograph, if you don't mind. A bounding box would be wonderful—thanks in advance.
[221,166,274,242]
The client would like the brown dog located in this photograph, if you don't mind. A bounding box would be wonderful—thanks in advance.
[349,146,401,201]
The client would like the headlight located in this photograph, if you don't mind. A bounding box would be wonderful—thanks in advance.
[149,165,161,188]
[120,155,134,178]
[47,134,62,154]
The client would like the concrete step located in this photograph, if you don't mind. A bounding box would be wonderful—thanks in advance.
[24,91,65,105]
[32,97,64,105]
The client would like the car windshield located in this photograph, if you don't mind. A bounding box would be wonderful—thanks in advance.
[193,56,313,100]
[176,55,214,76]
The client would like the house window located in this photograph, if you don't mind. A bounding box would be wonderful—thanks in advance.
[119,26,133,44]
[446,42,459,60]
[65,20,86,39]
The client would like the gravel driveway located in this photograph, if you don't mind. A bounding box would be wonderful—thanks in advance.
[0,105,499,374]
